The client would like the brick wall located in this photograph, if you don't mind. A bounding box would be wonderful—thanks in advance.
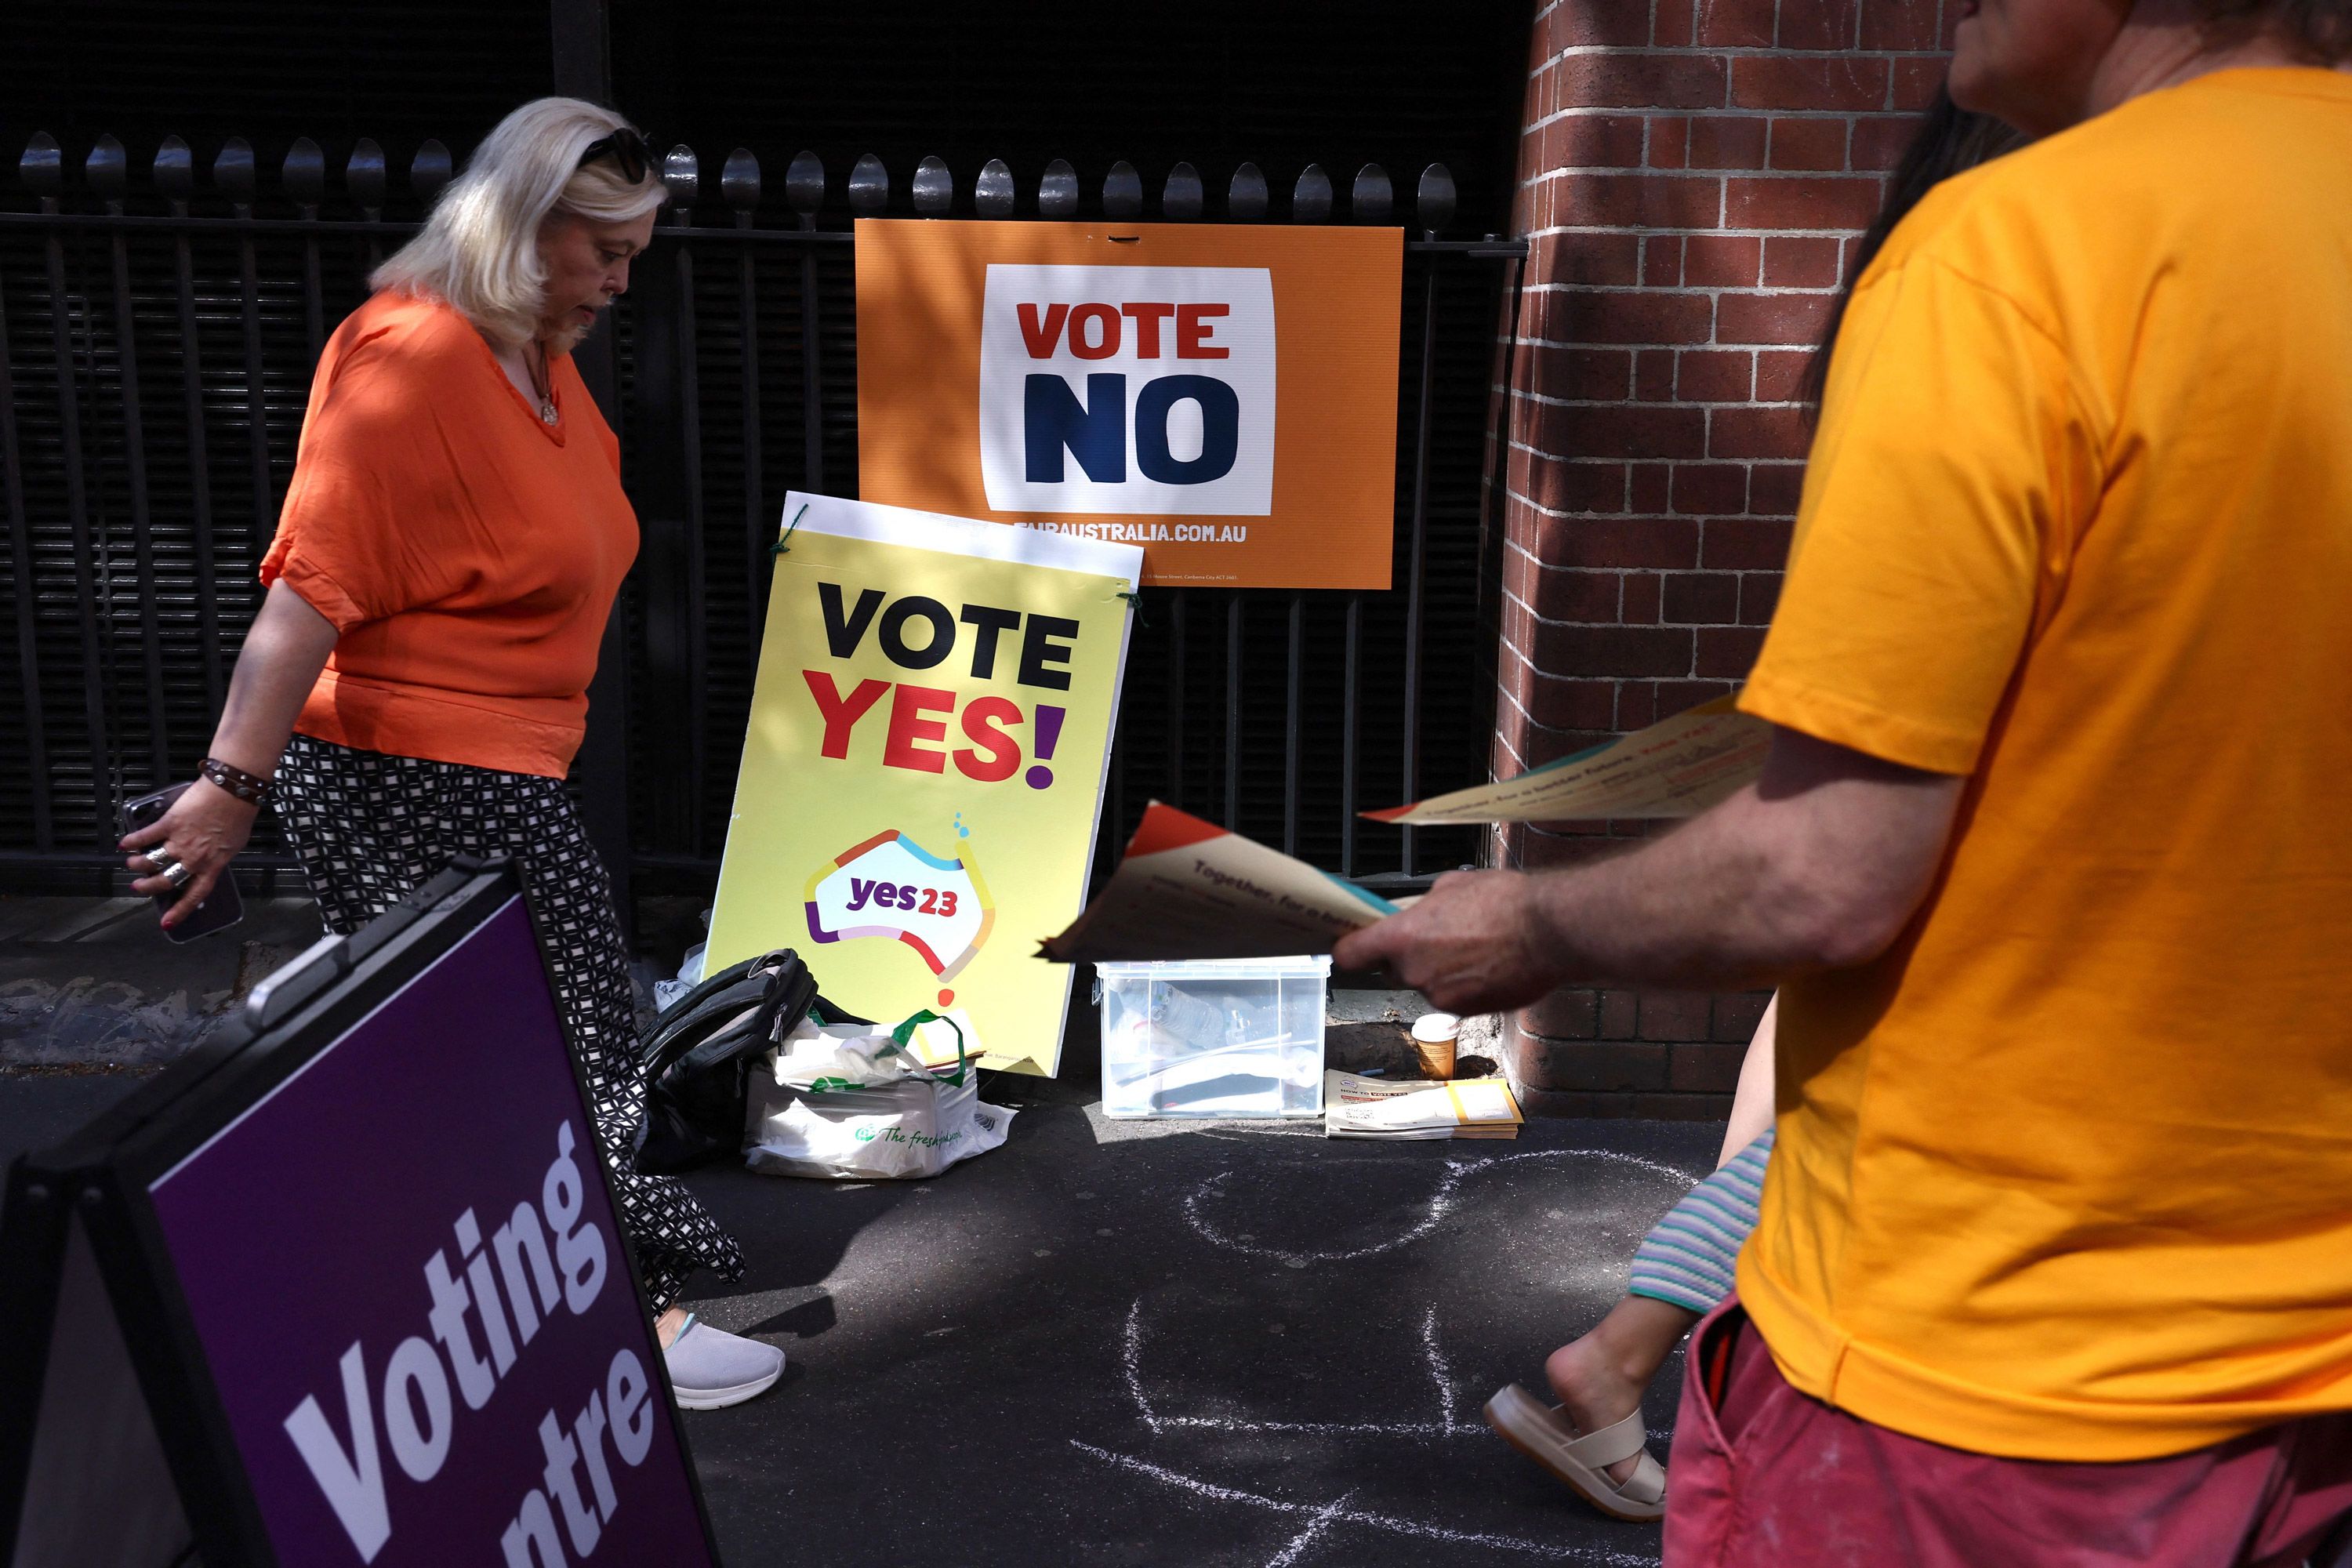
[1493,0,1953,1117]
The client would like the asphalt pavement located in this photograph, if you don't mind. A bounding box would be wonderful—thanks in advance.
[666,1058,1708,1568]
[0,895,324,1069]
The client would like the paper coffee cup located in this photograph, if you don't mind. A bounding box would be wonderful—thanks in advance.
[1411,1012,1461,1080]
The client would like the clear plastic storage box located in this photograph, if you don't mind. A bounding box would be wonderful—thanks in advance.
[1096,956,1330,1119]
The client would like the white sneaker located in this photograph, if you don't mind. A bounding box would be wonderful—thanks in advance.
[663,1315,785,1410]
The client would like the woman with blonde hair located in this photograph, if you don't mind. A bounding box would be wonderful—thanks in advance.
[119,97,782,1410]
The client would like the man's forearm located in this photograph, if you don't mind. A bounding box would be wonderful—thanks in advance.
[1526,793,1851,990]
[1334,728,1965,1016]
[1532,746,1965,988]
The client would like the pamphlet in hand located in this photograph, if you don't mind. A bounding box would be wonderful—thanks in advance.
[1040,696,1771,965]
[1363,693,1771,826]
[1323,1069,1523,1139]
[1036,801,1396,964]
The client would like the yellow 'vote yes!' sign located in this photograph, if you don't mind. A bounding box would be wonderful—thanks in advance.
[705,494,1142,1076]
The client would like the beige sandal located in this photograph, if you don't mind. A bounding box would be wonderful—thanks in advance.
[1483,1382,1666,1522]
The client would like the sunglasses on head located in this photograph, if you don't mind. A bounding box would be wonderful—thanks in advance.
[578,127,652,183]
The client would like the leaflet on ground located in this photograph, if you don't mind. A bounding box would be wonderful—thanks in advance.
[1323,1070,1523,1139]
[1036,800,1397,964]
[1363,694,1772,826]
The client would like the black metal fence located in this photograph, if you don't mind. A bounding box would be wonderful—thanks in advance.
[0,130,1523,902]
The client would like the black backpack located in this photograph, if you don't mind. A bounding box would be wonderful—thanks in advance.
[631,949,866,1175]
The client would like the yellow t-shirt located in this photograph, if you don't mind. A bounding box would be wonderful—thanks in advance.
[1735,67,2352,1462]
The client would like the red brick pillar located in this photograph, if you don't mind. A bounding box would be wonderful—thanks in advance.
[1494,0,1951,1118]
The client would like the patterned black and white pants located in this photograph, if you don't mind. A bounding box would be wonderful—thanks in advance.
[273,731,745,1312]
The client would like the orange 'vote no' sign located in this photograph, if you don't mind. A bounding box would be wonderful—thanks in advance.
[855,220,1401,590]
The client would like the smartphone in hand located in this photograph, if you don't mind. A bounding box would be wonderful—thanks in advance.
[121,782,245,943]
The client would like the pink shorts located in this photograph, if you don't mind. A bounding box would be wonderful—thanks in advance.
[1664,1298,2352,1568]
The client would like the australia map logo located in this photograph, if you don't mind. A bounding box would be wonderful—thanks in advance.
[804,822,996,1007]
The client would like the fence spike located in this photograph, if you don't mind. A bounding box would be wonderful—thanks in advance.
[1351,163,1392,223]
[411,139,452,203]
[1292,163,1332,223]
[1102,160,1142,219]
[848,153,889,215]
[785,150,824,215]
[1416,163,1456,237]
[1228,162,1268,220]
[975,158,1014,218]
[722,147,760,211]
[1038,158,1079,219]
[1163,161,1203,220]
[347,138,387,213]
[283,136,327,209]
[215,136,257,205]
[661,144,701,214]
[20,132,63,197]
[85,134,129,201]
[154,134,194,203]
[912,155,953,215]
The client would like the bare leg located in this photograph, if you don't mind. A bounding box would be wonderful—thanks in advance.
[1536,994,1777,1486]
[1717,993,1778,1167]
[658,1305,690,1348]
[1543,1296,1700,1483]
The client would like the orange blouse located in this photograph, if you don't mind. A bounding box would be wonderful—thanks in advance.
[260,290,637,778]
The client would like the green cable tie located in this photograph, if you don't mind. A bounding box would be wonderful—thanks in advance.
[769,501,811,558]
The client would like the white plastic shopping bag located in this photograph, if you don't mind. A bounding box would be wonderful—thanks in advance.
[742,1013,1015,1181]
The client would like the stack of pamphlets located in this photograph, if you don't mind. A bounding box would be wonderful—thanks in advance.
[1323,1070,1524,1140]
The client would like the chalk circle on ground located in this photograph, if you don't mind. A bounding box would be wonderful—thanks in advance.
[1181,1148,1699,1268]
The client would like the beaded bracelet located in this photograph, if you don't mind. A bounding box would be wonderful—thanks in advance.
[201,757,275,805]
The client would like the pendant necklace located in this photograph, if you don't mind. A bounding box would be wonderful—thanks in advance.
[527,343,557,426]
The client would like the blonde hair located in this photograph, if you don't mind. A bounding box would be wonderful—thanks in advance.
[373,97,665,347]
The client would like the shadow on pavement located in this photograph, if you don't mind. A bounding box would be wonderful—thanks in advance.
[667,997,1714,1568]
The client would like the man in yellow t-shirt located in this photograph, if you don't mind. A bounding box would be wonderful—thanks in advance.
[1339,3,2352,1560]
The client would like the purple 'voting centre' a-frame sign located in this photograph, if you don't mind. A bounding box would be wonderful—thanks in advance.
[0,860,723,1568]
